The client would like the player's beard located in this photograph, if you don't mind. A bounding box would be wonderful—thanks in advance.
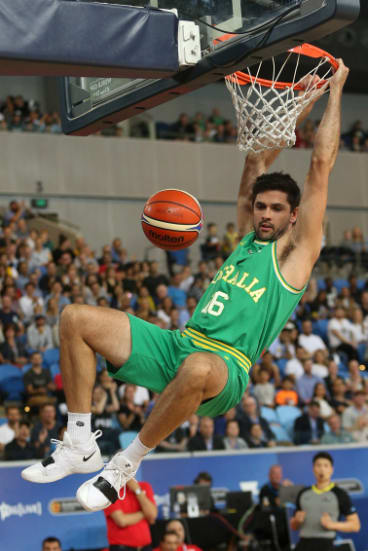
[254,220,289,241]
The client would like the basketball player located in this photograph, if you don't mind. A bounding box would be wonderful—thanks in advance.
[22,60,349,513]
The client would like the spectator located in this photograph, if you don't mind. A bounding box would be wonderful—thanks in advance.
[154,531,180,551]
[328,306,358,361]
[324,359,340,396]
[299,320,327,355]
[0,405,21,455]
[246,423,274,448]
[31,403,61,457]
[23,351,56,407]
[178,296,198,330]
[201,223,221,261]
[31,237,52,268]
[345,359,365,394]
[143,261,169,298]
[157,296,174,328]
[4,420,43,460]
[296,358,324,405]
[38,261,58,295]
[0,322,28,365]
[285,345,309,380]
[312,382,334,420]
[165,519,202,551]
[341,390,368,435]
[321,414,354,445]
[104,478,157,551]
[293,401,324,445]
[350,307,367,352]
[42,538,62,551]
[222,222,238,257]
[269,323,296,361]
[118,383,145,433]
[187,416,225,452]
[236,396,275,444]
[275,376,299,406]
[329,378,351,415]
[311,349,329,378]
[223,419,248,450]
[259,465,293,508]
[167,273,187,309]
[252,367,275,407]
[252,351,281,386]
[91,383,120,456]
[19,281,44,324]
[170,113,193,140]
[27,314,53,352]
[0,295,20,327]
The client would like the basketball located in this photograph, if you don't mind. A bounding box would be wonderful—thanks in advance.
[141,188,203,250]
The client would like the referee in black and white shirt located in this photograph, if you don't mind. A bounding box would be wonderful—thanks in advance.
[290,452,360,551]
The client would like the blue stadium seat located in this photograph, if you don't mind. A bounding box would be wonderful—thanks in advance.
[50,363,60,378]
[276,358,288,375]
[43,348,60,367]
[0,417,7,426]
[317,279,326,291]
[261,406,278,425]
[271,425,292,443]
[333,279,349,293]
[119,431,138,450]
[21,363,32,374]
[0,364,22,383]
[313,318,329,344]
[0,377,25,401]
[276,406,301,437]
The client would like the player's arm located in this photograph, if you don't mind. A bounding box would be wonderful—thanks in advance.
[290,510,306,531]
[293,60,349,265]
[320,512,360,532]
[237,91,321,237]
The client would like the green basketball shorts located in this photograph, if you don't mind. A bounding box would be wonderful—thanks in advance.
[106,313,250,417]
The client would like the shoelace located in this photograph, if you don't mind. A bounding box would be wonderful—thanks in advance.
[50,429,103,456]
[104,457,136,501]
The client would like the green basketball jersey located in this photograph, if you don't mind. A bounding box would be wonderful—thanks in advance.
[186,231,305,367]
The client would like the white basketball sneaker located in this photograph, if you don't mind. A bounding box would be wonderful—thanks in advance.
[76,452,137,512]
[21,430,104,483]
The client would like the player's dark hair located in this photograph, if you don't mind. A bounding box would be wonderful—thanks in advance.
[252,172,301,211]
[42,537,61,549]
[313,451,334,466]
[194,471,213,484]
[162,530,179,542]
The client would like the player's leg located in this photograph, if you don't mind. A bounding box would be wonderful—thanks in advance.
[76,351,228,511]
[21,304,132,483]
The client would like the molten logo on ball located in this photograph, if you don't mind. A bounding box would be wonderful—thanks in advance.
[141,188,203,251]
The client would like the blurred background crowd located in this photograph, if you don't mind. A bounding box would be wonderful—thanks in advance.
[2,94,368,151]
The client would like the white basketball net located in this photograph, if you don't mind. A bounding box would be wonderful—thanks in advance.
[226,51,333,153]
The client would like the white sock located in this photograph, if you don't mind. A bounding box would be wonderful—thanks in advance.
[119,436,153,467]
[67,412,92,445]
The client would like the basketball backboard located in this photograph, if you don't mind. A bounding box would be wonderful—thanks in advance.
[59,0,360,135]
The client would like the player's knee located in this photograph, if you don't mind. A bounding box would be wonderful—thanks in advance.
[178,356,212,392]
[60,304,85,338]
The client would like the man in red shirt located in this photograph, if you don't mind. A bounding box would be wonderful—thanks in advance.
[104,479,157,551]
[153,531,180,551]
[165,520,202,551]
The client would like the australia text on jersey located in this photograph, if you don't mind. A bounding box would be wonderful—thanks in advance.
[211,264,266,304]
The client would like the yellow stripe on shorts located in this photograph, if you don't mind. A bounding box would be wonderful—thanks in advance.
[183,328,251,374]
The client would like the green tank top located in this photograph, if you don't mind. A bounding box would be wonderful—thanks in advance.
[186,231,305,367]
